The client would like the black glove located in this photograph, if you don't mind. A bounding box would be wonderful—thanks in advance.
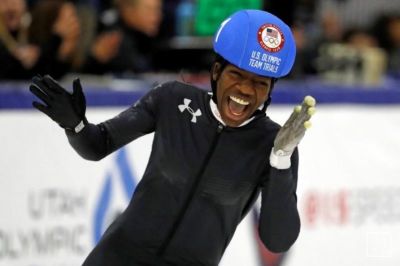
[30,74,87,132]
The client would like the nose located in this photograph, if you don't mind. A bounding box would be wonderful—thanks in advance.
[237,79,255,96]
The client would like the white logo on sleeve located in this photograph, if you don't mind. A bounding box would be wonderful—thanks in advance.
[178,98,202,123]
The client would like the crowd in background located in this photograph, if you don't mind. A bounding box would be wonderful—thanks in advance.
[0,0,165,80]
[283,0,400,84]
[1,0,400,85]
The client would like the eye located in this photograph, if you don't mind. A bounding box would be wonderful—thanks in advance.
[255,80,269,89]
[229,70,242,79]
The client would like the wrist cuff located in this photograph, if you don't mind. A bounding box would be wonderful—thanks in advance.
[74,120,86,133]
[269,148,292,169]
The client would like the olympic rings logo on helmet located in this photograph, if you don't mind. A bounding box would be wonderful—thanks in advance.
[258,24,285,53]
[213,9,296,78]
[265,37,280,46]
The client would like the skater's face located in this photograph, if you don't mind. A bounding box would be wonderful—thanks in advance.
[212,63,272,127]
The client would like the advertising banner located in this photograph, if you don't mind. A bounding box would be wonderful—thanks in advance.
[1,105,400,266]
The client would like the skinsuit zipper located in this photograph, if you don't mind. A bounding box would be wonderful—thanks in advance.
[158,123,224,257]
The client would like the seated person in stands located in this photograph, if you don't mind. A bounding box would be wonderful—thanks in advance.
[373,14,400,78]
[0,0,81,80]
[0,0,38,79]
[80,0,163,75]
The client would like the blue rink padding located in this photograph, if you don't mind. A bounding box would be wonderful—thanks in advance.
[1,79,400,109]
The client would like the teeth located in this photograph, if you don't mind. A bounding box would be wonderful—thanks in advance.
[230,96,249,105]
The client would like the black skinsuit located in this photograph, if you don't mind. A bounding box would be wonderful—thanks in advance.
[67,81,300,266]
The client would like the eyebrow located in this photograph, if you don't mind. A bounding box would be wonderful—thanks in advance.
[228,66,271,83]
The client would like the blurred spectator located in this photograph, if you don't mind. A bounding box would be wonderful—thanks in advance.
[318,10,344,45]
[264,0,318,27]
[262,0,320,78]
[80,0,163,76]
[158,0,180,38]
[0,0,81,80]
[288,25,310,78]
[0,0,39,79]
[372,14,400,78]
[317,0,400,31]
[287,10,345,78]
[307,10,344,75]
[343,28,387,85]
[264,0,296,26]
[77,0,114,14]
[28,0,81,78]
[343,28,377,49]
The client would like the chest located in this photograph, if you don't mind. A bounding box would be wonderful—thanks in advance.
[154,113,273,204]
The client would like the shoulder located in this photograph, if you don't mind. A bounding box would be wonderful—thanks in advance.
[265,116,281,135]
[152,80,208,99]
[159,80,205,92]
[250,115,281,141]
[265,116,281,131]
[250,112,281,130]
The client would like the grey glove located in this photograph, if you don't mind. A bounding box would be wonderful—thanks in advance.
[270,95,316,169]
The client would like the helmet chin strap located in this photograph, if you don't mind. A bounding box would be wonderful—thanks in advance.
[255,76,278,115]
[210,55,229,103]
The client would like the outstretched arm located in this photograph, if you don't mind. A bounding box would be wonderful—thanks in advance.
[30,74,109,160]
[30,75,158,161]
[258,96,316,252]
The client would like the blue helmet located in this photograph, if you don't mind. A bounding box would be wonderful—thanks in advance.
[213,10,296,78]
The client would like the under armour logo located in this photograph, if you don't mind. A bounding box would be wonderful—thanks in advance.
[178,98,202,123]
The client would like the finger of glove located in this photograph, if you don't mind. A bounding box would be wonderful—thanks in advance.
[299,96,317,122]
[277,120,308,150]
[32,75,58,98]
[275,98,314,150]
[293,110,308,130]
[304,95,316,107]
[43,75,68,95]
[32,101,52,117]
[30,84,52,106]
[276,109,307,149]
[277,120,305,144]
[72,78,86,109]
[72,78,83,97]
[283,106,312,149]
[281,105,301,130]
[292,100,315,129]
[275,106,300,145]
[276,97,316,150]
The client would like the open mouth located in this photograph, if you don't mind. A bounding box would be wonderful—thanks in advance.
[228,95,250,116]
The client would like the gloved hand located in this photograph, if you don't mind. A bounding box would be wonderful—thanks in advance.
[29,74,87,133]
[270,95,316,169]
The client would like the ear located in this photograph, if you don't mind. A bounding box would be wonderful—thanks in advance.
[212,62,222,81]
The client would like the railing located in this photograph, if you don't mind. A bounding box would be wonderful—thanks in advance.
[1,76,400,109]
